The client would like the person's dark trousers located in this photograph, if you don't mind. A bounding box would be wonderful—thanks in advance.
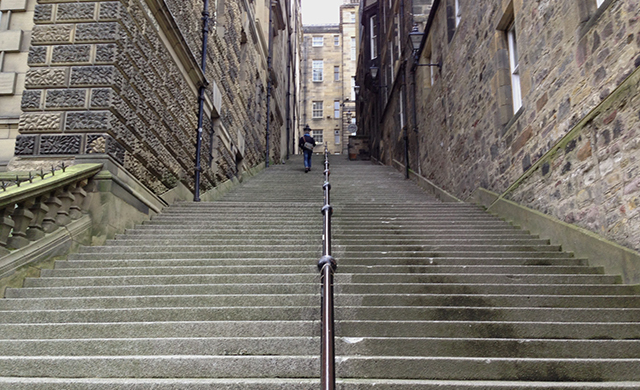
[303,149,312,171]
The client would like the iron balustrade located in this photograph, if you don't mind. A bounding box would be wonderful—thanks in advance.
[318,145,337,390]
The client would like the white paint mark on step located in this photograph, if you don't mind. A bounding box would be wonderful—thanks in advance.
[343,337,364,344]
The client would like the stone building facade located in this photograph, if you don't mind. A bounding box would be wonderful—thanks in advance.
[0,0,37,166]
[3,0,301,199]
[301,0,358,155]
[356,0,640,252]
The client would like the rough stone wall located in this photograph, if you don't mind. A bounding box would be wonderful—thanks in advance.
[13,0,289,196]
[410,0,640,250]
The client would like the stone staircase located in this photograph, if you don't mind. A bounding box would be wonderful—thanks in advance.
[1,154,639,388]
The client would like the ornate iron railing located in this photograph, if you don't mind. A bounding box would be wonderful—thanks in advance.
[318,145,337,390]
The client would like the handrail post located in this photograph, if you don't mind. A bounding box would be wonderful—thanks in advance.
[318,144,336,390]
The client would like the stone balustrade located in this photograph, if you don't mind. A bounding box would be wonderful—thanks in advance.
[0,163,103,257]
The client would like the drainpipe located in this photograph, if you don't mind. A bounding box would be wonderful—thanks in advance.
[400,0,410,179]
[194,0,210,201]
[265,0,274,167]
[285,1,292,160]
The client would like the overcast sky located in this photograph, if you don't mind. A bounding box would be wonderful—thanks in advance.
[301,0,344,25]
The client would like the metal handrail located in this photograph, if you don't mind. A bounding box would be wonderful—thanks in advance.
[318,145,337,390]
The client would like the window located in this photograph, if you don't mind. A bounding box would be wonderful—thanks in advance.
[351,77,356,100]
[429,55,435,86]
[507,22,522,112]
[335,130,341,145]
[350,37,356,61]
[370,15,378,59]
[334,66,340,81]
[455,0,461,27]
[596,0,604,6]
[350,12,356,23]
[313,130,323,144]
[312,60,323,82]
[334,101,340,118]
[312,36,323,47]
[334,35,340,46]
[312,101,323,118]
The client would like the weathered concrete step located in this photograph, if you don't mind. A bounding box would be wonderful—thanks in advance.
[41,265,604,278]
[53,257,589,269]
[76,245,322,253]
[0,355,638,381]
[67,251,322,260]
[1,306,637,324]
[1,337,638,359]
[24,274,318,287]
[333,227,528,234]
[340,251,575,259]
[4,292,637,310]
[339,244,563,253]
[338,283,637,296]
[338,257,588,266]
[55,258,317,268]
[0,355,318,378]
[0,337,317,356]
[333,306,640,322]
[338,273,620,285]
[119,231,535,239]
[0,321,319,340]
[0,306,320,323]
[5,283,318,298]
[334,356,640,381]
[0,378,638,390]
[0,294,320,310]
[104,238,552,247]
[41,265,319,277]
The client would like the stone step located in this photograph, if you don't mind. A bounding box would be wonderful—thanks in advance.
[41,264,604,277]
[23,274,318,287]
[0,337,638,359]
[51,257,590,269]
[23,273,620,288]
[104,238,552,247]
[0,378,639,390]
[0,319,637,340]
[0,306,636,324]
[0,321,319,340]
[0,355,638,381]
[3,293,639,310]
[8,283,634,299]
[5,283,318,298]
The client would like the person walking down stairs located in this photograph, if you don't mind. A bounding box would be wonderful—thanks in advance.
[299,125,316,173]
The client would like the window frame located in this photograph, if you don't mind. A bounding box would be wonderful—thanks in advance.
[312,60,324,82]
[312,130,324,144]
[507,21,522,113]
[312,101,323,118]
[334,100,340,119]
[334,66,340,81]
[312,36,324,47]
[370,15,378,60]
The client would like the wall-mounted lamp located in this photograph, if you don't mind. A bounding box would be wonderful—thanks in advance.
[408,24,441,70]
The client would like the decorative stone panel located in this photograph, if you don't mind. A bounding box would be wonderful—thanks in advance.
[70,66,115,86]
[27,47,48,66]
[34,4,54,23]
[14,135,36,156]
[19,113,62,132]
[51,45,92,64]
[45,89,87,109]
[65,111,112,132]
[75,22,118,43]
[40,135,82,155]
[56,3,97,22]
[25,68,68,88]
[31,25,73,44]
[21,90,43,110]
